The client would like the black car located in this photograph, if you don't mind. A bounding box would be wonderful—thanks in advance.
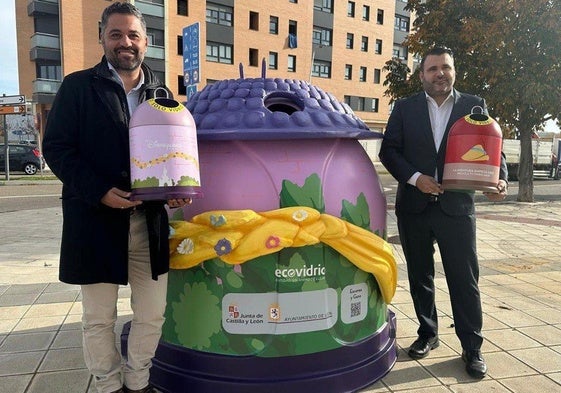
[0,143,45,175]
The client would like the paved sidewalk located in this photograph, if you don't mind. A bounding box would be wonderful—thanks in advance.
[1,198,561,392]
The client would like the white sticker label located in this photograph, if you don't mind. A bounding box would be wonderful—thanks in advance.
[341,283,368,324]
[223,289,338,335]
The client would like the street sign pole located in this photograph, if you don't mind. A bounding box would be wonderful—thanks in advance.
[1,95,27,180]
[2,114,9,181]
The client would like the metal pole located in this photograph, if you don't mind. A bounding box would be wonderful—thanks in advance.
[3,114,9,181]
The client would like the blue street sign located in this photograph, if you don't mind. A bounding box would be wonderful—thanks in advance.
[187,85,198,100]
[183,22,200,87]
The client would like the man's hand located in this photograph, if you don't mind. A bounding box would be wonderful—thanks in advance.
[484,179,508,202]
[167,198,193,209]
[416,174,443,195]
[101,187,143,210]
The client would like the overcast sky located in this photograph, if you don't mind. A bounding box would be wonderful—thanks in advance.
[0,1,19,95]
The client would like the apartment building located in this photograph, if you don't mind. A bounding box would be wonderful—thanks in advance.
[15,0,413,137]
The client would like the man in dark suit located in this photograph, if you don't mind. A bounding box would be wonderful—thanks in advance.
[379,47,508,379]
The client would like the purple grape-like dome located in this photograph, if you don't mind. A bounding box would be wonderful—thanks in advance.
[186,77,382,140]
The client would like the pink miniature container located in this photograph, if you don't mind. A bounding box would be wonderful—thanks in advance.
[129,98,203,200]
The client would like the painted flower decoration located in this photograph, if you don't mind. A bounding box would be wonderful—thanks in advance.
[265,235,280,249]
[292,209,309,222]
[214,238,232,256]
[177,238,194,255]
[210,214,227,227]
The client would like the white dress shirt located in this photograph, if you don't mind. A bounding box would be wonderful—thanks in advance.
[408,91,454,185]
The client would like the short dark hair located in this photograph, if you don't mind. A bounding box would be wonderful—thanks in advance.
[420,47,454,71]
[100,2,146,36]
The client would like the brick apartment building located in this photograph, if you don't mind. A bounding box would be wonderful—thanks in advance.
[15,0,414,137]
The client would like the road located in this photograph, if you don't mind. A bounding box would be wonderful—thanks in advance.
[1,173,560,213]
[0,181,62,213]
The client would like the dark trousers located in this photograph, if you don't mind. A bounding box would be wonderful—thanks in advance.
[397,203,483,351]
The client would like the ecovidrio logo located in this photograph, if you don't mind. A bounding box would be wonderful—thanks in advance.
[274,264,326,281]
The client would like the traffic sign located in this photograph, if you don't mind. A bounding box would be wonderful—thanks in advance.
[0,105,25,115]
[183,23,200,86]
[0,95,25,106]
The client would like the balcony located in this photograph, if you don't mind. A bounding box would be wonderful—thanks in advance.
[33,79,61,95]
[135,0,165,18]
[27,0,58,16]
[32,78,61,104]
[146,45,165,60]
[31,32,60,50]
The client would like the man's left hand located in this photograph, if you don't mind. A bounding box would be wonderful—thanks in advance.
[484,180,508,201]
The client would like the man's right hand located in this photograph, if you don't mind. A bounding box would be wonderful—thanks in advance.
[101,187,143,210]
[416,174,443,195]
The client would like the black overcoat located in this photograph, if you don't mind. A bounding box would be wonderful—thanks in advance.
[43,57,172,284]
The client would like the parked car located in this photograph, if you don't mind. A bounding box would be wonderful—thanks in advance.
[0,144,45,175]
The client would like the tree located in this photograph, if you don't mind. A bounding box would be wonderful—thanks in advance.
[384,0,561,202]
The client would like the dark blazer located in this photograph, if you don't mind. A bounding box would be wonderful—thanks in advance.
[379,89,507,216]
[43,57,173,285]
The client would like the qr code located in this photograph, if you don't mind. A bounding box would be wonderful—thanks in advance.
[350,302,361,318]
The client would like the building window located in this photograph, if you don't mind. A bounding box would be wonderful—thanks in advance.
[147,28,165,47]
[372,98,379,113]
[345,64,352,80]
[312,60,331,78]
[288,20,298,48]
[288,55,296,72]
[362,5,370,21]
[374,68,381,84]
[37,63,61,80]
[361,36,368,52]
[377,9,384,24]
[249,11,259,30]
[359,66,367,82]
[177,0,188,16]
[206,41,233,64]
[290,0,298,3]
[177,35,183,55]
[206,3,233,26]
[288,20,297,35]
[375,39,382,54]
[395,15,410,31]
[177,75,186,95]
[249,48,259,67]
[312,26,332,46]
[346,33,354,49]
[314,0,333,13]
[347,1,355,17]
[393,45,408,60]
[269,52,278,69]
[270,16,279,34]
[357,97,365,111]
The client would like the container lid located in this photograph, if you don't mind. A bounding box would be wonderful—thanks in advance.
[130,98,195,128]
[186,68,382,140]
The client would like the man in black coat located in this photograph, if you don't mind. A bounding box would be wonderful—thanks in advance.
[379,47,508,379]
[43,3,190,393]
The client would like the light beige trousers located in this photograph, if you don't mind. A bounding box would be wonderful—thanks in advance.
[81,211,168,393]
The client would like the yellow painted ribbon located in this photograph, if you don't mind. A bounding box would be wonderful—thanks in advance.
[169,207,397,304]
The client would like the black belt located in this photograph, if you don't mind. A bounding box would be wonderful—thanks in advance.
[428,194,440,203]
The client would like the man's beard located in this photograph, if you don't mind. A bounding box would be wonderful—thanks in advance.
[106,47,144,71]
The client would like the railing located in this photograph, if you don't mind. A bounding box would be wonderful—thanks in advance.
[31,33,60,49]
[135,0,165,17]
[32,79,61,94]
[146,45,165,60]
